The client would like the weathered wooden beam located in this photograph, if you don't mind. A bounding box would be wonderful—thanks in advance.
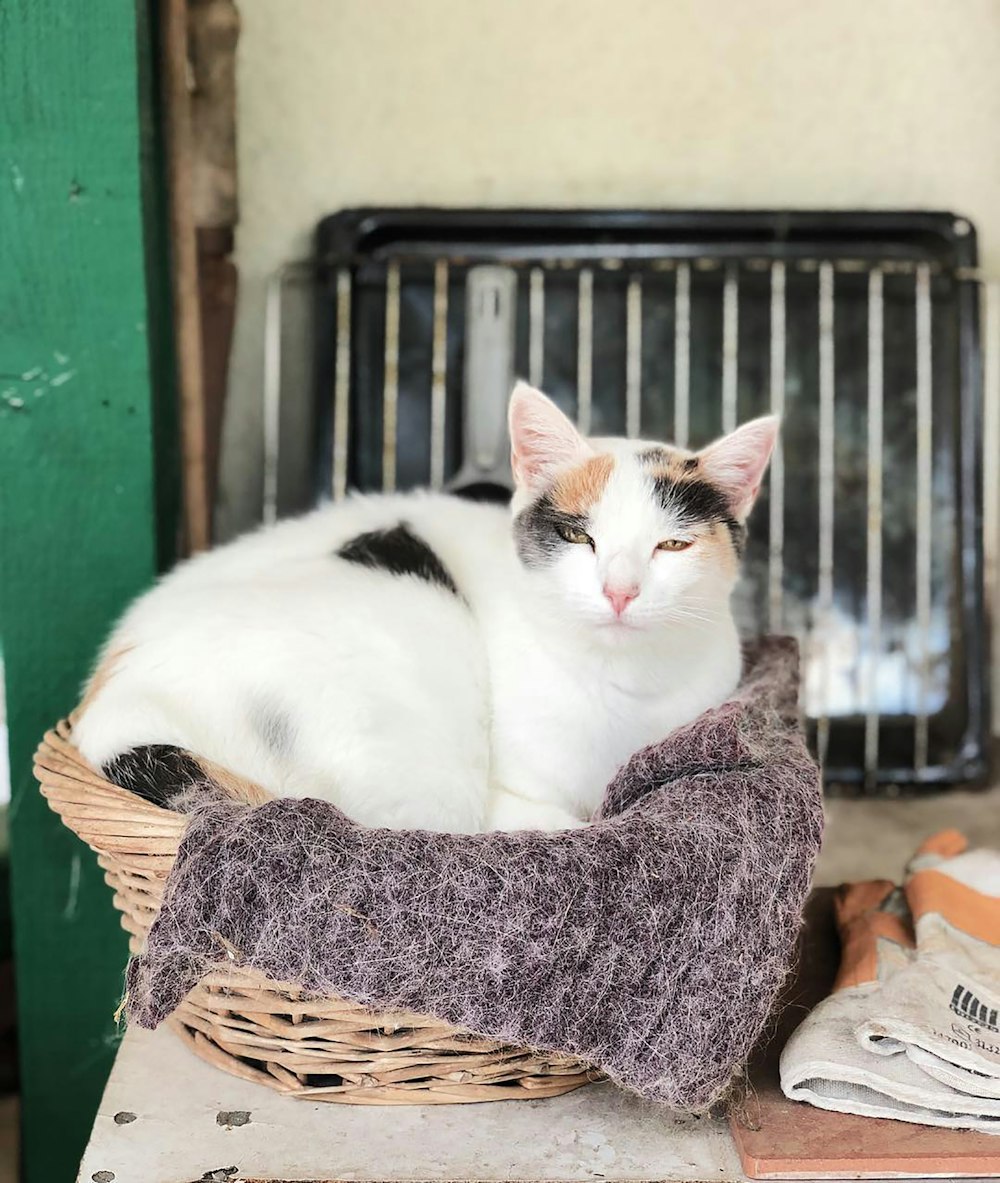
[170,0,241,535]
[190,0,241,513]
[163,0,211,552]
[190,0,240,232]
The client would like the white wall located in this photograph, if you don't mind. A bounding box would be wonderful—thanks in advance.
[219,0,1000,538]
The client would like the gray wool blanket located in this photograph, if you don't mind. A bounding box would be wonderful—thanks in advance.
[126,636,823,1108]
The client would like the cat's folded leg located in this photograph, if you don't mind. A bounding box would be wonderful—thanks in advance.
[485,784,587,832]
[101,743,272,812]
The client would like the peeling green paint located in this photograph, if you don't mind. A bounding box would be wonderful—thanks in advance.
[0,2,172,1179]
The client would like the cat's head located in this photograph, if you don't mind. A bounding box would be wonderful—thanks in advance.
[508,382,778,634]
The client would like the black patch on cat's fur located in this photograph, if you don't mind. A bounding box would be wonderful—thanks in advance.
[337,523,459,595]
[636,447,698,473]
[249,700,294,756]
[514,493,590,569]
[636,446,668,464]
[725,520,747,555]
[653,477,745,554]
[654,476,730,522]
[103,745,207,810]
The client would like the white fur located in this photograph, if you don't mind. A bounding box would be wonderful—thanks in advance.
[74,387,775,833]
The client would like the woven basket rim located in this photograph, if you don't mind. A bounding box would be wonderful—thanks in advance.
[34,717,596,1104]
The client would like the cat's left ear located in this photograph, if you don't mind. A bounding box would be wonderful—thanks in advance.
[508,382,592,494]
[697,415,780,521]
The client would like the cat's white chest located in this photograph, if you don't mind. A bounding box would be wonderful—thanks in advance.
[487,621,741,822]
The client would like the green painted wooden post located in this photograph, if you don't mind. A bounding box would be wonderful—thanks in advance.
[0,2,173,1179]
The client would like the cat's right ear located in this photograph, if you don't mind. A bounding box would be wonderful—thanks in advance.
[697,414,779,521]
[508,382,592,495]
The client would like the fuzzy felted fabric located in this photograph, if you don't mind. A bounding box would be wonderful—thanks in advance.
[126,636,823,1108]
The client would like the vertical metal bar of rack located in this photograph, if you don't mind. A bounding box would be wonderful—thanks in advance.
[626,276,642,438]
[865,266,885,783]
[262,268,283,525]
[816,261,836,765]
[529,267,545,388]
[429,259,449,490]
[956,264,988,774]
[721,263,739,436]
[674,261,691,447]
[768,261,786,633]
[381,261,401,493]
[984,280,1000,738]
[577,268,594,433]
[914,263,934,771]
[332,268,352,502]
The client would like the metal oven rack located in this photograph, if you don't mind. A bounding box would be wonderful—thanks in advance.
[264,210,997,794]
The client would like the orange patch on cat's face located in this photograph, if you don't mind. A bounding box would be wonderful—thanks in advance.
[551,454,615,516]
[702,520,741,579]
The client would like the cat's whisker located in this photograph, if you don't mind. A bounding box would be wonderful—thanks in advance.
[661,616,725,632]
[674,611,726,624]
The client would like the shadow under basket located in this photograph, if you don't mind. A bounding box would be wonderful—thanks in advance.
[34,721,596,1104]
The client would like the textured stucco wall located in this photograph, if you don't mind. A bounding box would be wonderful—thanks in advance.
[218,0,1000,538]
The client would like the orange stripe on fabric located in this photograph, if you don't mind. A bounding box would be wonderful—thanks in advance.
[832,881,914,991]
[906,868,1000,946]
[834,913,914,990]
[915,829,968,860]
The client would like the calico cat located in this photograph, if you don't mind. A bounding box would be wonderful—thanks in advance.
[73,383,778,832]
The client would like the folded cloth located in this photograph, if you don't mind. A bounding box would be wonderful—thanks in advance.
[124,637,823,1110]
[780,833,1000,1134]
[857,830,1000,1099]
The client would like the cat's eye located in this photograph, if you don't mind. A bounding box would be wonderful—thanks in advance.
[557,523,594,548]
[656,538,694,553]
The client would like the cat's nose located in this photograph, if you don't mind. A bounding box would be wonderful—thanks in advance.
[603,583,640,617]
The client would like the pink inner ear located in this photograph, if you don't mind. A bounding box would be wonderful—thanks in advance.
[509,382,591,491]
[698,415,779,519]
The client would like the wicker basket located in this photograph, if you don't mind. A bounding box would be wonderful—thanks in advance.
[35,721,596,1103]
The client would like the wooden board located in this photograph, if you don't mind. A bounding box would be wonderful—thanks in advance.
[731,891,1000,1179]
[0,2,169,1180]
[78,1024,744,1183]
